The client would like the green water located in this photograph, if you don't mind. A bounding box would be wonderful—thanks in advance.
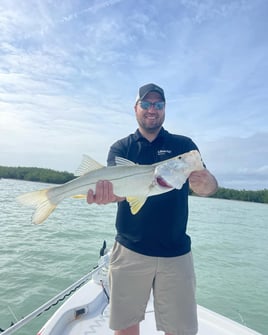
[0,179,267,334]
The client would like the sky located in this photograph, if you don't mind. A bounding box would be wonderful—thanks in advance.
[0,0,267,190]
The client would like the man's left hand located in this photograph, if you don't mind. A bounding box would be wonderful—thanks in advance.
[189,169,218,196]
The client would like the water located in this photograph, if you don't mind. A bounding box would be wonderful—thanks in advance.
[0,179,267,335]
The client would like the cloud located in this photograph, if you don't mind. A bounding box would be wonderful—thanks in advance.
[198,133,268,190]
[0,0,267,190]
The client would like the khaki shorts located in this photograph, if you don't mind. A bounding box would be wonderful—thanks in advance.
[109,242,198,335]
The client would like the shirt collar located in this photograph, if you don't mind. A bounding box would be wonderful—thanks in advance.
[134,127,166,142]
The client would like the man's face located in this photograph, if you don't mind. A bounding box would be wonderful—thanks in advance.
[134,91,165,133]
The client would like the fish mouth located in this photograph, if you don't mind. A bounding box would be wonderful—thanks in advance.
[156,176,173,188]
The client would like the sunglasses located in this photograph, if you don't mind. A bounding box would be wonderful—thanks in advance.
[138,101,165,110]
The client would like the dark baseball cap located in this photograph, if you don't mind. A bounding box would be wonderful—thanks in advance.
[135,83,165,102]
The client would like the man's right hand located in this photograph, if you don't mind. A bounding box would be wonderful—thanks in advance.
[87,180,125,205]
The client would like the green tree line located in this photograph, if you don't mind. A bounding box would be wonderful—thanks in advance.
[1,165,267,204]
[0,166,74,184]
[210,187,268,204]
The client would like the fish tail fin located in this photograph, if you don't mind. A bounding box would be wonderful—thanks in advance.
[17,189,57,224]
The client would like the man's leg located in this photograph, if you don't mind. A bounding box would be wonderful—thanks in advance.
[109,243,155,331]
[153,252,198,335]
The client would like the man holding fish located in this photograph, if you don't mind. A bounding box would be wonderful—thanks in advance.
[87,83,218,335]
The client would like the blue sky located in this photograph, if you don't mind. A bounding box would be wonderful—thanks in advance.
[0,0,267,190]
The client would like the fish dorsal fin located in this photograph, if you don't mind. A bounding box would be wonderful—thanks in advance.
[126,196,147,214]
[115,156,136,166]
[75,155,104,176]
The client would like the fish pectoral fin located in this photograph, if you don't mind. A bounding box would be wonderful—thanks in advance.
[126,196,147,214]
[72,194,86,199]
[75,155,104,176]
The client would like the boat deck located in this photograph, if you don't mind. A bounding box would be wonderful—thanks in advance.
[36,256,262,335]
[55,288,261,335]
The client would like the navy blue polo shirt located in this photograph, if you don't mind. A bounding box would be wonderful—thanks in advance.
[107,128,199,257]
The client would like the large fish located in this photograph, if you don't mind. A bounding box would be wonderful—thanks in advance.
[17,150,204,224]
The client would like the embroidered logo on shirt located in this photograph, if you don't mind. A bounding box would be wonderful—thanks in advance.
[157,149,172,156]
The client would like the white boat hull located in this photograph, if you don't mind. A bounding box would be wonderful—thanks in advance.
[37,254,262,335]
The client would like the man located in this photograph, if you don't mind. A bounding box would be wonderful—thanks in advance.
[87,83,218,335]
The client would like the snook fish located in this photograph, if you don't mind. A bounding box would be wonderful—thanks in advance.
[17,150,204,224]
